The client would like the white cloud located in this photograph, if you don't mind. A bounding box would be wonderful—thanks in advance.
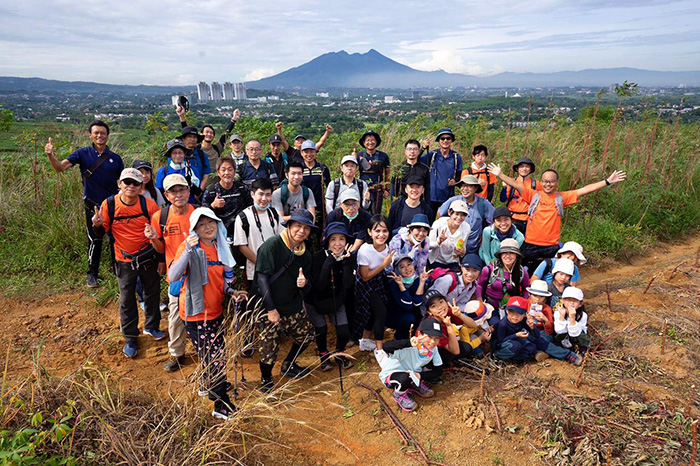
[244,69,277,81]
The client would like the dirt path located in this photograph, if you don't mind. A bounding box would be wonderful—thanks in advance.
[2,236,699,465]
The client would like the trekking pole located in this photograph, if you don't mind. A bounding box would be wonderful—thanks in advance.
[231,299,241,397]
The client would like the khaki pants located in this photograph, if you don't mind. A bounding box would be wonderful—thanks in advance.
[167,293,187,357]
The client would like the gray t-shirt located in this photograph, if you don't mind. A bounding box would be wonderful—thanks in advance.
[272,185,317,216]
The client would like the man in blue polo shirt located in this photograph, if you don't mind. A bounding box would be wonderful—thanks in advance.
[420,128,463,219]
[45,120,124,287]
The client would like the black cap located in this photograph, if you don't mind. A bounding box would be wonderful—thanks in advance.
[405,175,424,187]
[132,159,153,171]
[422,289,445,309]
[418,318,444,338]
[268,134,283,144]
[493,206,512,219]
[178,126,204,143]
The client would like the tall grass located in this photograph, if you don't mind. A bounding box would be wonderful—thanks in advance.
[1,115,699,296]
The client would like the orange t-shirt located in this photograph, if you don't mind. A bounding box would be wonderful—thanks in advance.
[101,195,159,262]
[506,179,542,222]
[521,185,578,246]
[461,166,499,199]
[174,241,224,322]
[151,204,195,273]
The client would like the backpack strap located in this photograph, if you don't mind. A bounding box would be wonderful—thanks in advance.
[554,193,564,217]
[527,192,564,218]
[158,205,170,238]
[107,195,150,230]
[82,151,112,184]
[542,258,555,278]
[333,179,341,208]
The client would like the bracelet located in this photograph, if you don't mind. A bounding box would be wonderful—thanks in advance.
[605,178,611,186]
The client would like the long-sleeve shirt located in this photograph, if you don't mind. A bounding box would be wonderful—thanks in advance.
[494,317,540,349]
[479,225,524,265]
[378,340,442,387]
[387,227,430,274]
[428,216,471,265]
[437,195,494,254]
[553,309,588,338]
[428,274,477,310]
[476,263,530,308]
[388,280,424,315]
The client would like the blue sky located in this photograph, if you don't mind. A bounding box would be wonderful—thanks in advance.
[1,0,698,85]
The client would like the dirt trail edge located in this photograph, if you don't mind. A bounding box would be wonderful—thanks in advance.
[2,235,700,465]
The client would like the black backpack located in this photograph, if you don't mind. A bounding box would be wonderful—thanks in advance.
[332,178,365,209]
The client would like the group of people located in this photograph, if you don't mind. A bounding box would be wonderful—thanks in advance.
[44,107,626,418]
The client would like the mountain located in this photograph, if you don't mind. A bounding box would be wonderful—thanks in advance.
[247,50,700,89]
[0,77,194,95]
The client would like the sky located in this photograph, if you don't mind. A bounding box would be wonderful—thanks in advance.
[1,0,699,85]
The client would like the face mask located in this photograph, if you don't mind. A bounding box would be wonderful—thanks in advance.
[254,203,270,211]
[402,275,416,286]
[343,211,358,221]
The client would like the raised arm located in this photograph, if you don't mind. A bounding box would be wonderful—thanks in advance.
[315,124,332,151]
[575,170,626,197]
[488,163,524,195]
[276,121,290,151]
[44,138,73,173]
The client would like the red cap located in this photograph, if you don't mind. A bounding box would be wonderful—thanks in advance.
[505,296,527,315]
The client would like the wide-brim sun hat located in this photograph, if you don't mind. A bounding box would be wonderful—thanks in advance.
[495,238,522,258]
[526,279,552,297]
[322,221,353,246]
[359,130,381,148]
[512,157,536,174]
[455,174,483,194]
[557,241,587,265]
[435,128,455,142]
[189,207,222,228]
[464,301,494,326]
[282,209,318,229]
[178,126,204,143]
[163,138,187,158]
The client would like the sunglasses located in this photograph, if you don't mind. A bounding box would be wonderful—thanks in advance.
[122,179,142,186]
[439,137,453,141]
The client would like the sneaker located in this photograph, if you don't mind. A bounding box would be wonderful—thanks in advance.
[87,273,99,288]
[358,338,377,352]
[566,352,583,366]
[260,377,274,393]
[392,391,418,412]
[198,381,233,397]
[409,381,435,399]
[212,399,237,420]
[425,377,443,386]
[319,353,333,372]
[280,361,310,379]
[163,355,184,372]
[123,340,138,358]
[535,351,550,362]
[144,328,166,340]
[336,355,354,370]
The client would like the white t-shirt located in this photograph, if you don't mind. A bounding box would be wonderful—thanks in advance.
[233,207,281,280]
[428,216,471,264]
[357,243,389,270]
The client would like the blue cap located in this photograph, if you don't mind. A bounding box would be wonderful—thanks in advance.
[406,214,431,230]
[282,209,318,229]
[322,221,352,246]
[301,140,316,151]
[461,253,483,270]
[435,128,455,142]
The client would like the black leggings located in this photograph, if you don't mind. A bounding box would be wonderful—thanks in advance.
[315,324,350,354]
[364,291,388,341]
[384,371,418,393]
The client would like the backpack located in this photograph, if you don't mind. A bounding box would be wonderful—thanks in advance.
[506,178,537,205]
[467,165,494,200]
[280,179,310,209]
[158,204,170,235]
[527,192,564,218]
[486,263,524,299]
[428,268,459,294]
[332,178,365,209]
[107,194,150,231]
[428,150,460,180]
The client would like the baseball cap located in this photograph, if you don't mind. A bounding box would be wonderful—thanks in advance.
[418,318,444,338]
[294,134,306,141]
[132,159,152,171]
[406,175,424,186]
[341,155,358,166]
[268,134,283,144]
[552,258,575,276]
[301,140,316,151]
[163,174,189,191]
[461,253,483,270]
[229,134,242,143]
[119,168,143,183]
[505,296,528,315]
[449,199,468,214]
[339,189,360,203]
[561,286,584,301]
[493,206,512,219]
[392,253,413,271]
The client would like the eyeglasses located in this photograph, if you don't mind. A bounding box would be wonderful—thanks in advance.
[247,147,262,153]
[406,147,420,152]
[541,179,558,185]
[122,179,142,187]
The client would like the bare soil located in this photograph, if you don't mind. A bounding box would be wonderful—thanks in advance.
[2,236,700,465]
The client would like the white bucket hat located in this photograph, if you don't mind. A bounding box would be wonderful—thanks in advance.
[557,241,587,265]
[561,286,584,301]
[526,279,552,297]
[552,258,575,276]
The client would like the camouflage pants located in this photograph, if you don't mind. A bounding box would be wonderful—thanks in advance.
[259,310,314,365]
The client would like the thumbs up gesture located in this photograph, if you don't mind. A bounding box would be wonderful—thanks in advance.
[144,223,157,240]
[45,137,55,156]
[211,193,225,209]
[297,267,306,288]
[91,206,103,227]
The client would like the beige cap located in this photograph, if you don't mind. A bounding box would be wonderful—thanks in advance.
[163,174,189,191]
[119,168,143,183]
[449,199,469,214]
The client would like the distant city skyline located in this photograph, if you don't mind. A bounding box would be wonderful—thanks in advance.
[1,0,699,85]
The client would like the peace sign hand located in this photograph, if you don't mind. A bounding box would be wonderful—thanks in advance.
[91,206,104,227]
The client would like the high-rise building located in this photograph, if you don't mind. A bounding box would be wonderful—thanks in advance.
[223,82,234,101]
[234,82,247,101]
[197,82,211,102]
[210,82,223,102]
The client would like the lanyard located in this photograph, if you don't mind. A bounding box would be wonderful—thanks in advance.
[252,208,276,242]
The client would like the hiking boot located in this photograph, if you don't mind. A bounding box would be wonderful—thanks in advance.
[358,338,377,352]
[260,377,274,393]
[123,340,138,358]
[336,355,353,370]
[163,355,184,372]
[566,352,583,366]
[319,353,333,372]
[144,328,166,340]
[409,381,435,399]
[280,361,310,379]
[87,273,99,288]
[392,391,418,412]
[425,377,443,386]
[535,351,550,362]
[212,399,237,420]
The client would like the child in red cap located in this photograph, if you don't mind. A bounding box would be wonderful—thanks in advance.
[493,296,540,362]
